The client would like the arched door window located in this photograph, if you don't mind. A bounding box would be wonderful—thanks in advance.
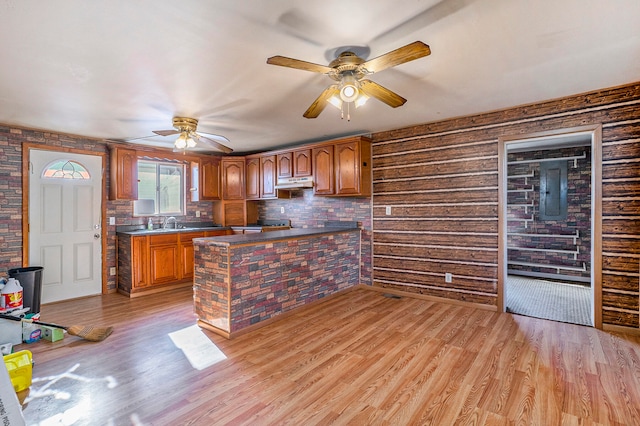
[42,159,91,180]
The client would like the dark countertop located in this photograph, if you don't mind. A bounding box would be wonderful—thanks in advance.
[116,225,230,236]
[193,226,360,247]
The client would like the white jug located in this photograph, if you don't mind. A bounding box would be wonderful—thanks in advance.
[1,277,23,310]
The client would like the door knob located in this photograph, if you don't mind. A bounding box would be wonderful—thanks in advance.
[94,233,101,239]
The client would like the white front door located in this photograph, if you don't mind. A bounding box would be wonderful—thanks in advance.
[29,150,103,303]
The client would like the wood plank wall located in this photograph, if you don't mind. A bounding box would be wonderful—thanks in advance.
[371,81,640,330]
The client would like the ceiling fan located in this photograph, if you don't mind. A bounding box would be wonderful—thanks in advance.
[266,41,431,119]
[151,117,233,153]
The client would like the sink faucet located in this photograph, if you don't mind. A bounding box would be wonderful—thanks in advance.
[162,216,177,229]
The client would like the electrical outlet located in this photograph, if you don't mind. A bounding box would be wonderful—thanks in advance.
[195,211,200,218]
[109,217,115,225]
[385,206,392,215]
[445,273,452,283]
[280,207,285,214]
[109,267,116,276]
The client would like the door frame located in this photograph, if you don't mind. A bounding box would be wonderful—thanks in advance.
[22,143,108,295]
[498,124,603,328]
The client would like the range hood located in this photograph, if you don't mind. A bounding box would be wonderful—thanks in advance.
[274,176,314,190]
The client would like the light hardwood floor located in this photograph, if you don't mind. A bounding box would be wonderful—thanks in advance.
[16,287,640,425]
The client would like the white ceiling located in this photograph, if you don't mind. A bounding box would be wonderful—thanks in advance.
[1,0,639,154]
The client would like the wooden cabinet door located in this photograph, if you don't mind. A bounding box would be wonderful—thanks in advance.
[149,234,179,285]
[277,152,293,179]
[245,157,260,200]
[179,232,204,280]
[201,156,221,200]
[131,236,149,288]
[221,158,245,200]
[334,140,360,195]
[313,145,334,195]
[261,155,277,198]
[293,149,312,177]
[109,147,138,200]
[223,201,246,226]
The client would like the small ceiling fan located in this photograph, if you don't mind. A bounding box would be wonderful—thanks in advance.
[151,117,233,153]
[266,41,431,119]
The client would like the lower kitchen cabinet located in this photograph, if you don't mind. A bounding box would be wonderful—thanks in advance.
[149,234,180,285]
[118,229,231,297]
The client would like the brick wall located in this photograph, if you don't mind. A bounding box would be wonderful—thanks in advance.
[507,146,592,280]
[194,230,361,334]
[255,190,372,285]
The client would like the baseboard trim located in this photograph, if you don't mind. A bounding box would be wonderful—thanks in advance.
[358,284,498,312]
[603,323,640,336]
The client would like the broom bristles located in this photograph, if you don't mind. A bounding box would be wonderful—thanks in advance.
[66,325,114,342]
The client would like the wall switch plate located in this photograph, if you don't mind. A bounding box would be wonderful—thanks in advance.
[195,211,200,218]
[109,267,116,276]
[109,217,115,225]
[385,206,392,215]
[280,207,285,214]
[445,273,452,283]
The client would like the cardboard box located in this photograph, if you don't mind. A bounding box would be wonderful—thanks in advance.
[41,325,64,342]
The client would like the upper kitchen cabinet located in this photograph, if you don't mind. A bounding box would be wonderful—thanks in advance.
[313,136,371,197]
[313,145,335,195]
[260,155,278,198]
[246,154,288,200]
[109,146,138,200]
[221,157,245,200]
[200,156,221,201]
[334,137,371,196]
[245,156,260,200]
[277,149,312,179]
[293,149,312,177]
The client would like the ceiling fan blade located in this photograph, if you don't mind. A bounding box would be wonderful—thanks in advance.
[194,133,233,154]
[359,41,431,74]
[267,56,333,74]
[359,79,407,108]
[152,129,180,136]
[303,85,340,119]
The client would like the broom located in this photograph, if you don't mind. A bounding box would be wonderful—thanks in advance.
[0,313,113,342]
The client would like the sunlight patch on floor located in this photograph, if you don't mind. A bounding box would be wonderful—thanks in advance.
[168,325,227,370]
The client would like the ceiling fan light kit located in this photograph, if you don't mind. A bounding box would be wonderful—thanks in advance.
[266,41,431,120]
[147,116,233,153]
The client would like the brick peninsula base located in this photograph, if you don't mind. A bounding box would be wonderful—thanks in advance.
[193,227,361,338]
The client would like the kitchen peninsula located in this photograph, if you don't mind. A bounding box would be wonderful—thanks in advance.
[193,226,362,338]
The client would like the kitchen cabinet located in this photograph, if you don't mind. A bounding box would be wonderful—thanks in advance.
[214,201,247,226]
[245,157,260,199]
[334,138,371,196]
[277,149,312,179]
[313,136,371,197]
[260,155,277,198]
[221,157,245,200]
[149,234,180,285]
[312,145,334,195]
[109,146,138,200]
[200,156,221,200]
[293,149,312,177]
[179,232,202,281]
[131,235,149,289]
[277,152,292,179]
[119,228,232,296]
[246,154,286,200]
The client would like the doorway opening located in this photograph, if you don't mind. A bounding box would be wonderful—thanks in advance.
[498,126,602,328]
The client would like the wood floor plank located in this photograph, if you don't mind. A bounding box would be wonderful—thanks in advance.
[14,287,640,425]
